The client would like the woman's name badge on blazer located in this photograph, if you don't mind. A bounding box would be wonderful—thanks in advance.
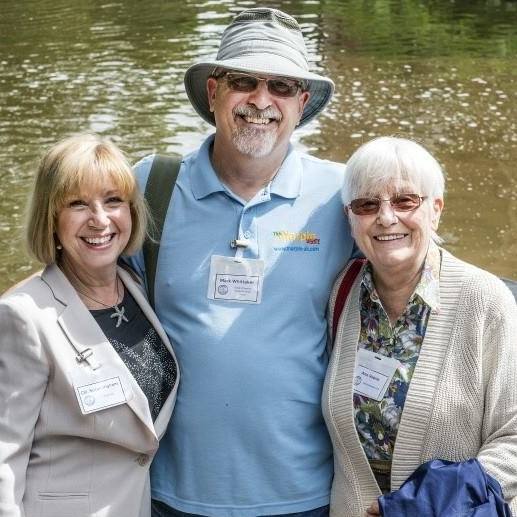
[69,366,132,415]
[207,255,264,304]
[353,348,400,402]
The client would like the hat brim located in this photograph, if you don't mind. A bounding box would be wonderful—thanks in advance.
[184,55,334,128]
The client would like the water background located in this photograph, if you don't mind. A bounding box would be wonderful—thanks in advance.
[1,0,516,291]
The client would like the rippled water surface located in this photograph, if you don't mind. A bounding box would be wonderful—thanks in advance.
[1,0,516,290]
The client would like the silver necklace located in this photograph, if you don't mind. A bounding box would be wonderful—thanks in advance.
[76,277,128,328]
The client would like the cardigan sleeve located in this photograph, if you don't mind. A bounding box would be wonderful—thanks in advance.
[476,286,517,512]
[0,297,50,517]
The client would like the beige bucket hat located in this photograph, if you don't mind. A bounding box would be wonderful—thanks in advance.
[184,7,335,128]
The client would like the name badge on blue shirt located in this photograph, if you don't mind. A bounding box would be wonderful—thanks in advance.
[207,255,264,304]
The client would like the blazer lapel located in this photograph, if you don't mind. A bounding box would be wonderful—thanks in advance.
[42,264,157,439]
[118,267,180,439]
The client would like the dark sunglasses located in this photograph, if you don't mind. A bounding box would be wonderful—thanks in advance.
[216,72,305,98]
[348,194,426,215]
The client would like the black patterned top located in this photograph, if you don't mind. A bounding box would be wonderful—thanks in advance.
[91,288,177,421]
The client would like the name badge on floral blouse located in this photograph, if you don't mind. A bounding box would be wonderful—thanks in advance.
[353,348,400,401]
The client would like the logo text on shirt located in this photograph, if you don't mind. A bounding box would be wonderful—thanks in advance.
[272,230,321,252]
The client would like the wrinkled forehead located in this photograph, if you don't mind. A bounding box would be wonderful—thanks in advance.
[355,177,421,199]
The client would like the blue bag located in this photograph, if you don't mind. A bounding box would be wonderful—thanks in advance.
[379,458,511,516]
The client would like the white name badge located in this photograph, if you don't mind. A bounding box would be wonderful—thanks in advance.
[69,365,132,415]
[207,255,265,304]
[353,348,400,402]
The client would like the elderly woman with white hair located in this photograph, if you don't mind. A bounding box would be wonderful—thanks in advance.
[323,137,517,516]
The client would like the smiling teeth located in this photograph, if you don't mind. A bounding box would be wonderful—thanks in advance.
[376,234,405,241]
[244,116,270,124]
[84,235,111,245]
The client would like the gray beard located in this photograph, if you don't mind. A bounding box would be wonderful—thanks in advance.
[231,125,277,158]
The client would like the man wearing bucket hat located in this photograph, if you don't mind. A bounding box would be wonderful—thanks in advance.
[129,7,355,517]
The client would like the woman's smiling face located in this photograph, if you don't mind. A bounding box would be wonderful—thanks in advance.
[347,183,443,275]
[56,181,132,278]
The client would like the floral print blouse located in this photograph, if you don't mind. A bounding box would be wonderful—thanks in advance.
[354,243,441,461]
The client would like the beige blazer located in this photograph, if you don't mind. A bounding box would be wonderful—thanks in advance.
[0,264,180,517]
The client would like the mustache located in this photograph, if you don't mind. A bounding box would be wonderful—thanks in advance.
[233,105,282,121]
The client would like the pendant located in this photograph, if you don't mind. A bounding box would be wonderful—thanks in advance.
[111,304,129,328]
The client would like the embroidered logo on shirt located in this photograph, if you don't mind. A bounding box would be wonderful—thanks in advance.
[272,230,321,252]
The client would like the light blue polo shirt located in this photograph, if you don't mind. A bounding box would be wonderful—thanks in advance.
[129,134,354,517]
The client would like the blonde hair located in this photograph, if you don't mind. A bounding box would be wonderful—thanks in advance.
[26,133,149,264]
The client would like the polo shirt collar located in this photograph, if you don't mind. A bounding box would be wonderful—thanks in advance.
[268,143,302,199]
[190,134,224,200]
[190,135,302,201]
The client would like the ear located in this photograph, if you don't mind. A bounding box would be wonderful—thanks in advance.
[297,90,310,120]
[431,197,444,231]
[344,205,358,238]
[207,77,218,113]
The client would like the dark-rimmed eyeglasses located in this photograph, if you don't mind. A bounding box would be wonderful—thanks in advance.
[348,194,426,215]
[215,72,305,98]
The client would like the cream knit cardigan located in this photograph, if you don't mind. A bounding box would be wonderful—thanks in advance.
[323,249,517,516]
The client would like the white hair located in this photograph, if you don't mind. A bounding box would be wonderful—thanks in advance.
[342,136,446,244]
[342,137,445,206]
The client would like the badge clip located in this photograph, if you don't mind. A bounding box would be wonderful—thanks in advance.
[76,348,101,370]
[230,239,249,249]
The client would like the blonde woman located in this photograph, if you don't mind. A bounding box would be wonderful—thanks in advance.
[0,134,179,517]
